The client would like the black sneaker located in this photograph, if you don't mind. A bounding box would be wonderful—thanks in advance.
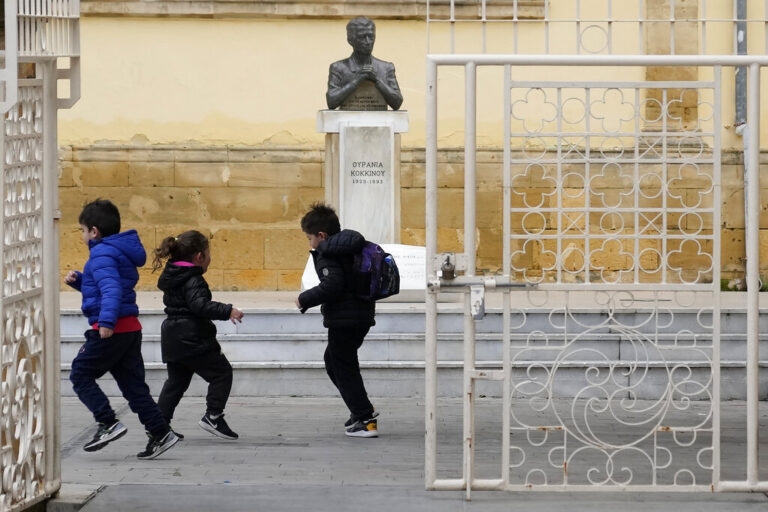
[83,420,127,452]
[344,411,379,432]
[169,426,184,440]
[136,431,180,460]
[198,413,238,440]
[345,416,378,438]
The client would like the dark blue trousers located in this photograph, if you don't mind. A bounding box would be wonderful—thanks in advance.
[70,329,168,437]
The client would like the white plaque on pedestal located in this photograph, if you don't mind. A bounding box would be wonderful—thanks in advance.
[317,110,409,245]
[301,244,425,294]
[340,125,394,244]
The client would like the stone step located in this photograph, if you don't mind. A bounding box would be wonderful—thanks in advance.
[58,291,768,400]
[58,364,768,400]
[59,332,768,363]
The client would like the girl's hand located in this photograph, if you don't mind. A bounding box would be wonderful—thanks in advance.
[64,270,78,283]
[230,307,244,323]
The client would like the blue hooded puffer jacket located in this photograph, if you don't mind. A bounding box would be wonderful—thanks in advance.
[67,230,146,329]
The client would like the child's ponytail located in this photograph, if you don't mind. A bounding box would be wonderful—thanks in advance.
[152,236,178,271]
[152,230,209,271]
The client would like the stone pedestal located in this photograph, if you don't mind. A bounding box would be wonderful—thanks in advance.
[309,110,425,300]
[317,110,409,244]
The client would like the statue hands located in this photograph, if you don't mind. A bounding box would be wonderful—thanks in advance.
[355,64,379,85]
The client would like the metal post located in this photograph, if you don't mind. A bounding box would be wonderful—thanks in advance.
[735,0,747,126]
[670,0,677,54]
[425,57,439,490]
[42,60,63,496]
[501,63,512,486]
[712,64,723,490]
[745,62,760,487]
[735,0,749,234]
[463,61,477,500]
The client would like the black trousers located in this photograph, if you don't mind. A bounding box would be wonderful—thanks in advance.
[325,326,374,420]
[70,329,168,436]
[157,349,233,422]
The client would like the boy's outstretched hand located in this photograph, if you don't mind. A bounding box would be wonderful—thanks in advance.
[230,307,244,323]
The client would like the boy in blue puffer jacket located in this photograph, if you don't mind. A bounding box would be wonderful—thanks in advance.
[65,199,179,460]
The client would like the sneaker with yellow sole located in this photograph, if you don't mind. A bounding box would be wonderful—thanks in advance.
[344,411,379,432]
[345,416,378,438]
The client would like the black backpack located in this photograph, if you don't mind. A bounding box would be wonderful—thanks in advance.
[352,242,400,300]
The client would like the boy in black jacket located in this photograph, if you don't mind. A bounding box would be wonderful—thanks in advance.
[296,203,378,437]
[153,230,244,440]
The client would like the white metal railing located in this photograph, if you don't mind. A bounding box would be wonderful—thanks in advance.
[1,0,19,111]
[427,0,768,55]
[424,54,764,497]
[16,0,82,109]
[1,0,80,509]
[17,0,81,58]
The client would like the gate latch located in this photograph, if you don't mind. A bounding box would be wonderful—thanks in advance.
[440,253,455,280]
[435,252,468,280]
[470,285,485,320]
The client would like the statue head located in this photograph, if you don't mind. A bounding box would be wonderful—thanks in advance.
[346,17,376,56]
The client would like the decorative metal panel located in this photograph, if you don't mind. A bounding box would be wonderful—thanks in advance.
[1,0,79,506]
[507,80,719,287]
[506,290,717,488]
[0,83,48,511]
[502,76,721,489]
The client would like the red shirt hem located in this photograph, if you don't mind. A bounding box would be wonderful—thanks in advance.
[92,316,142,333]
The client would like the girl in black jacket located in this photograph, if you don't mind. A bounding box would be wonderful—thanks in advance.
[153,230,244,440]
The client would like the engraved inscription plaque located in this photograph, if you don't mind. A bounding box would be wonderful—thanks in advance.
[340,124,394,243]
[340,81,388,111]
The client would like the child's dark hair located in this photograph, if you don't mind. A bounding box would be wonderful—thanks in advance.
[300,202,340,236]
[79,199,121,237]
[152,230,209,271]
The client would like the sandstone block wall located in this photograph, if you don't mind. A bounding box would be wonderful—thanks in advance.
[58,145,768,291]
[59,145,324,291]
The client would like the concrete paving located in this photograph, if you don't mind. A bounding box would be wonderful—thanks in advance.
[56,395,768,511]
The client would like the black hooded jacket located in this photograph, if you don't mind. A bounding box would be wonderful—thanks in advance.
[157,262,232,363]
[297,229,375,328]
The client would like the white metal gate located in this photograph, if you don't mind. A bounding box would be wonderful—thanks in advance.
[1,0,80,509]
[424,54,765,496]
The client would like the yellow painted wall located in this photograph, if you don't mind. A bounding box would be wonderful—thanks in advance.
[59,18,428,146]
[58,17,650,148]
[56,11,768,291]
[60,15,768,150]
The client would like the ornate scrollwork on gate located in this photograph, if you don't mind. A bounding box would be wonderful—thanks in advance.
[505,81,718,489]
[508,291,714,487]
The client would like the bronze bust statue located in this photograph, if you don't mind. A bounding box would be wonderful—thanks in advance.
[326,17,403,111]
